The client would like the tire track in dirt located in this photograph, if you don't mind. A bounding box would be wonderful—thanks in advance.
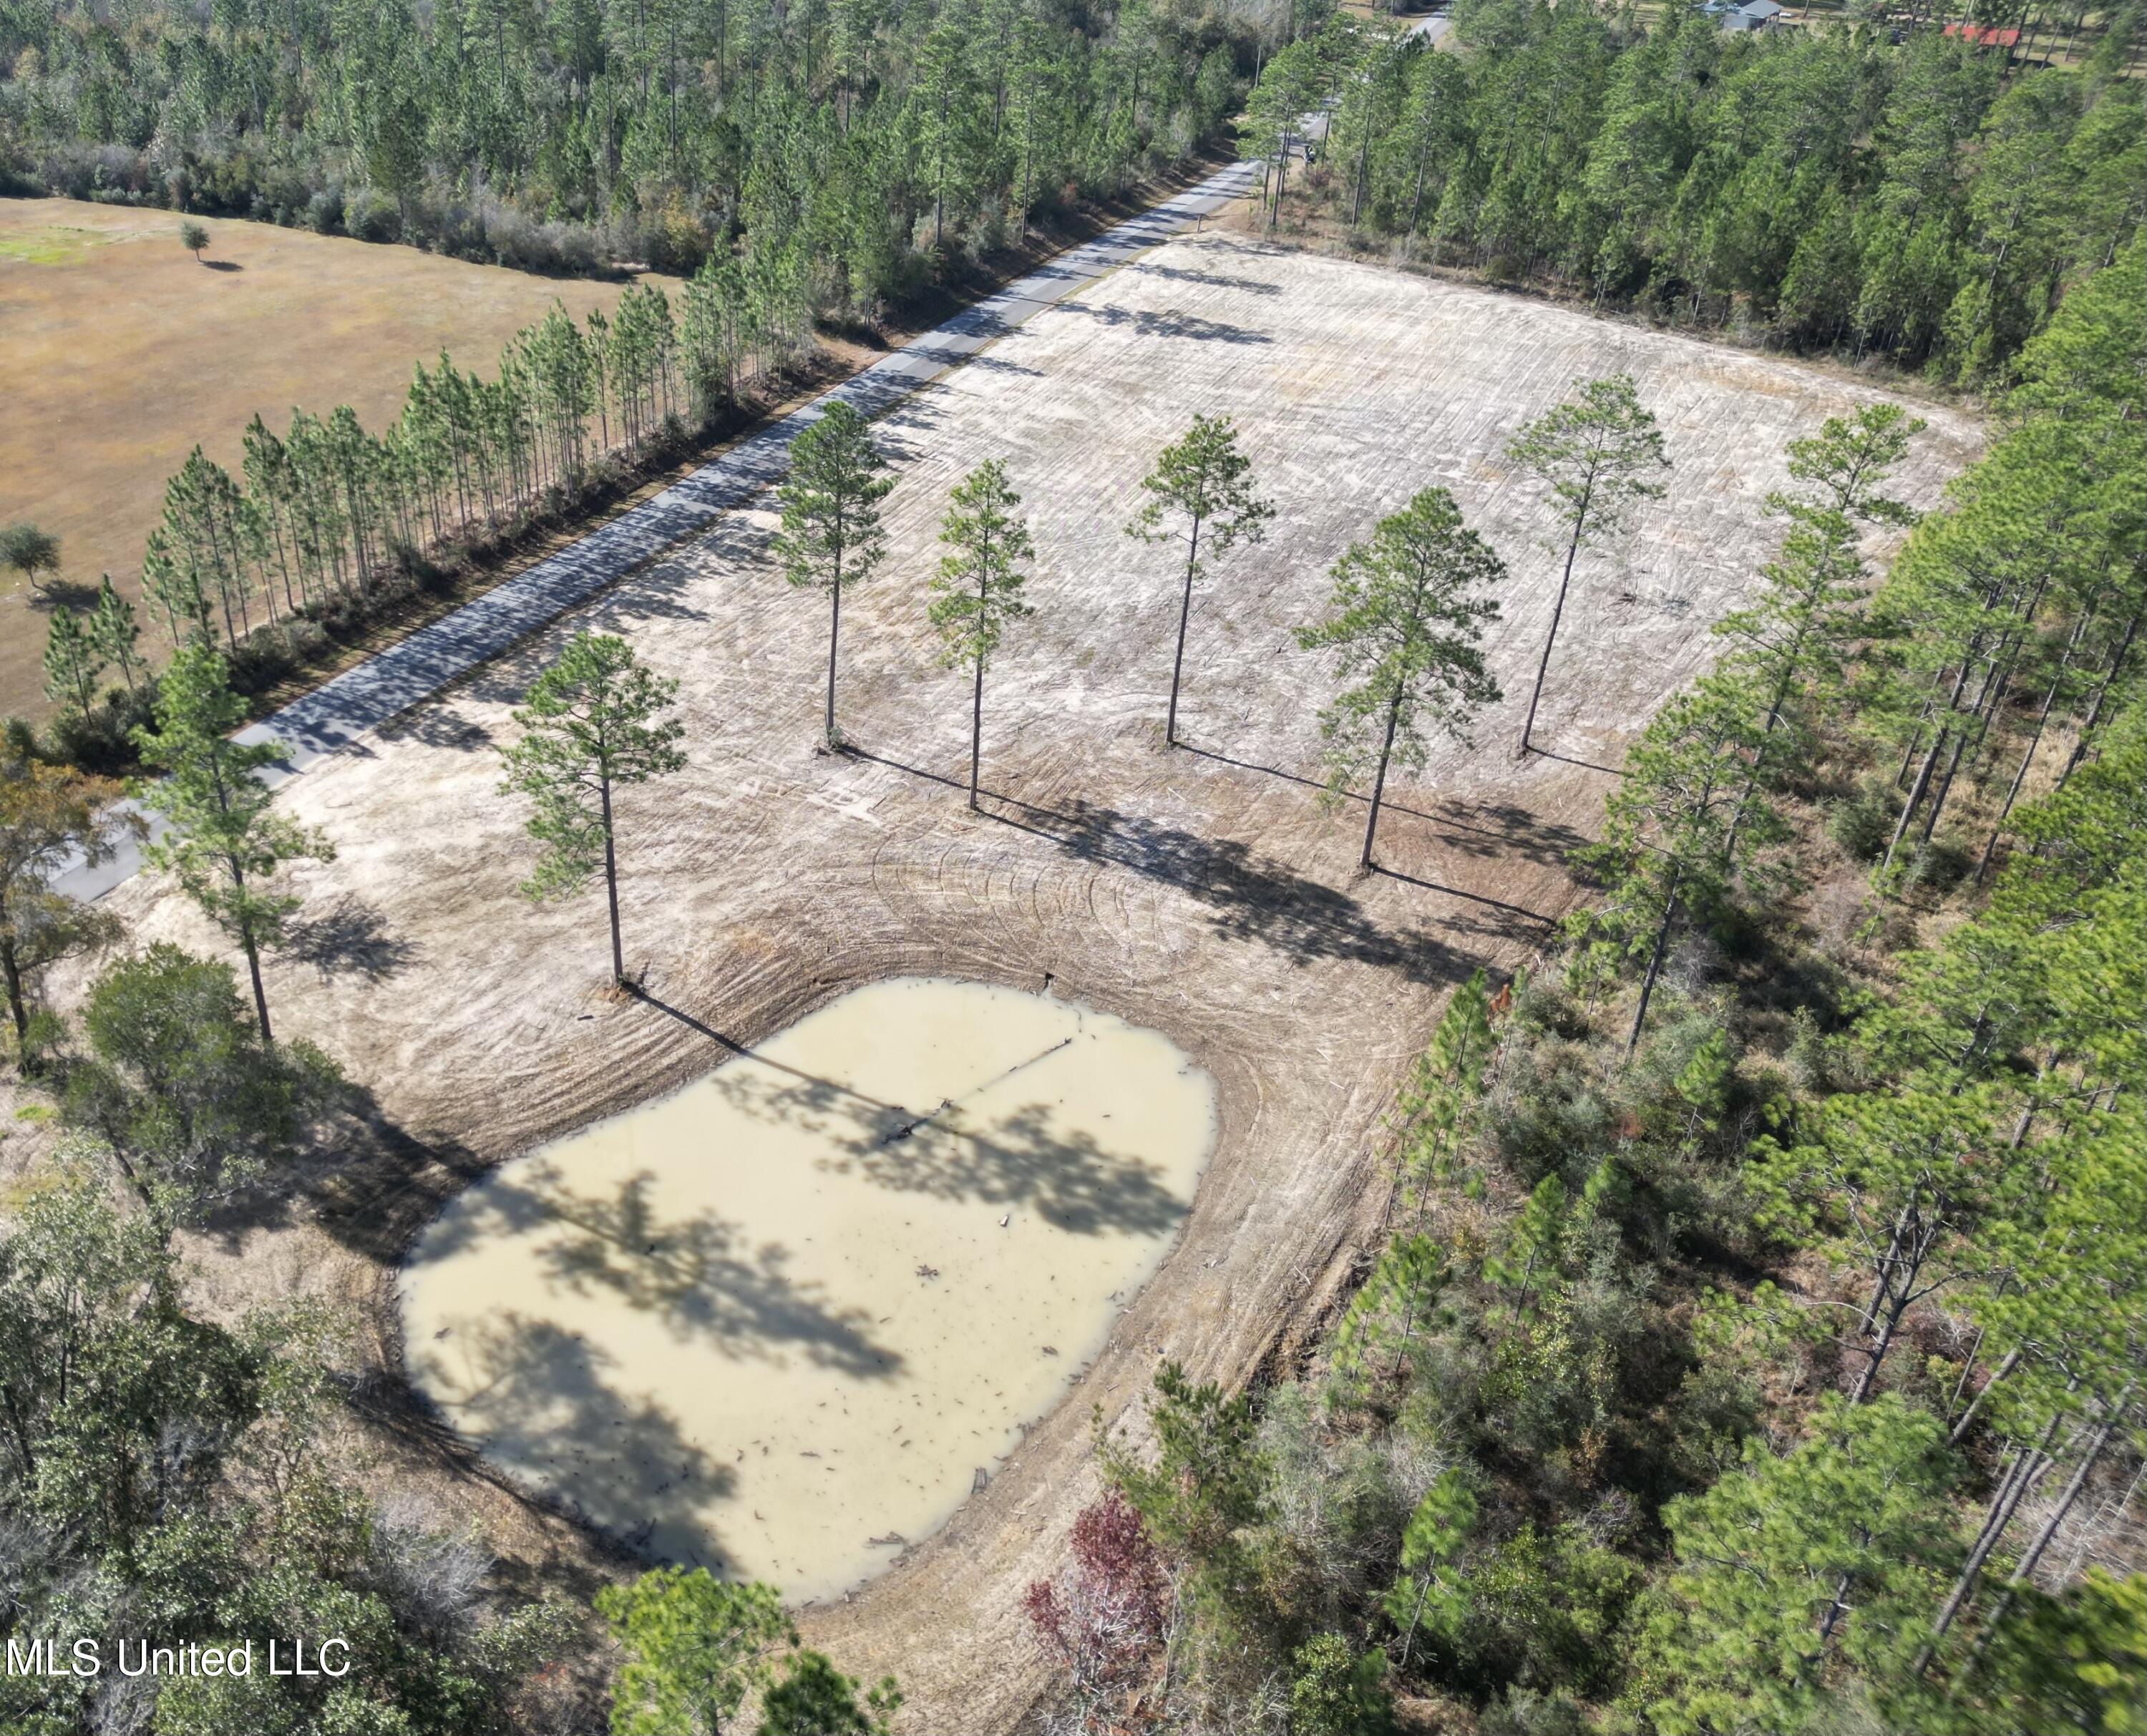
[62,229,1982,1734]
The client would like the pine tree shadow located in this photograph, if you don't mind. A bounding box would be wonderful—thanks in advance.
[903,343,1043,378]
[1174,742,1587,867]
[701,1054,1191,1240]
[1058,302,1272,346]
[831,1101,1189,1239]
[281,894,422,980]
[1128,261,1284,296]
[371,705,495,752]
[406,1310,743,1570]
[999,793,1466,981]
[23,579,99,612]
[418,1161,904,1380]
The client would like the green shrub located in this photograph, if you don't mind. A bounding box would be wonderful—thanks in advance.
[1826,779,1895,861]
[1900,837,1972,894]
[1288,1634,1395,1736]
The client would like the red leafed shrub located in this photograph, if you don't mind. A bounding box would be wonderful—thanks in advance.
[1023,1493,1172,1722]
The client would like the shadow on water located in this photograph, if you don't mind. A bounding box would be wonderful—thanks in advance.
[284,1103,746,1574]
[839,1101,1188,1239]
[418,1160,905,1380]
[625,981,1191,1240]
[419,1309,742,1568]
[706,1053,1192,1239]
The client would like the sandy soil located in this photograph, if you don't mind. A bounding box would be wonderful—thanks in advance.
[62,230,1977,1732]
[400,977,1215,1605]
[0,196,678,718]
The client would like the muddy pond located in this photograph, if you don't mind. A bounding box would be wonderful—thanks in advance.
[399,977,1216,1604]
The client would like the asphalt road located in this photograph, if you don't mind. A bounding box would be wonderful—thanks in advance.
[57,156,1265,903]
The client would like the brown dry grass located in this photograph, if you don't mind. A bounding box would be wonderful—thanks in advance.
[0,196,678,717]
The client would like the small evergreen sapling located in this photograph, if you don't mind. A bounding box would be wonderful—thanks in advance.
[497,632,686,988]
[771,399,894,749]
[132,640,334,1042]
[1504,374,1670,754]
[928,461,1033,811]
[1124,413,1274,748]
[1296,487,1504,869]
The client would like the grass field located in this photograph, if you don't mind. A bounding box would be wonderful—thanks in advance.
[0,197,676,718]
[54,225,1980,1730]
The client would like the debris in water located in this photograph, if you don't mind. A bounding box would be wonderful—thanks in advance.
[867,1533,907,1548]
[915,1264,940,1280]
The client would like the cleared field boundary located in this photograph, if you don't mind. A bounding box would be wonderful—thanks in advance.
[58,158,1265,903]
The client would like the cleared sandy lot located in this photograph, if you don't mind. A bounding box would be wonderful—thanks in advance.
[401,977,1216,1605]
[77,232,1977,1730]
[0,197,676,718]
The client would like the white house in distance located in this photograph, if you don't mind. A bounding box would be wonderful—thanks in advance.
[1719,0,1786,30]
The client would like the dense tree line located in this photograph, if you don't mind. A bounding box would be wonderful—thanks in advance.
[0,0,1251,281]
[138,286,704,654]
[5,30,2141,1729]
[1249,1,2143,379]
[1023,243,2143,1734]
[10,250,2140,1736]
[20,268,802,776]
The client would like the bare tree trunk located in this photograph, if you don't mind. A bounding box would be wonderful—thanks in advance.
[1977,615,2090,880]
[969,654,985,813]
[1917,1401,2069,1670]
[1882,725,1949,873]
[1522,510,1587,754]
[1950,1345,2023,1445]
[1166,515,1204,747]
[1397,1574,1433,1672]
[1,933,28,1059]
[226,854,274,1042]
[826,580,842,747]
[1965,1385,2135,1670]
[1849,1204,1934,1405]
[2000,1390,2131,1591]
[2058,606,2141,787]
[1622,869,1679,1061]
[1362,688,1402,869]
[1813,1567,1856,1654]
[600,771,623,985]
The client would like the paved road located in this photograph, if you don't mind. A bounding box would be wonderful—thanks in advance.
[59,157,1265,903]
